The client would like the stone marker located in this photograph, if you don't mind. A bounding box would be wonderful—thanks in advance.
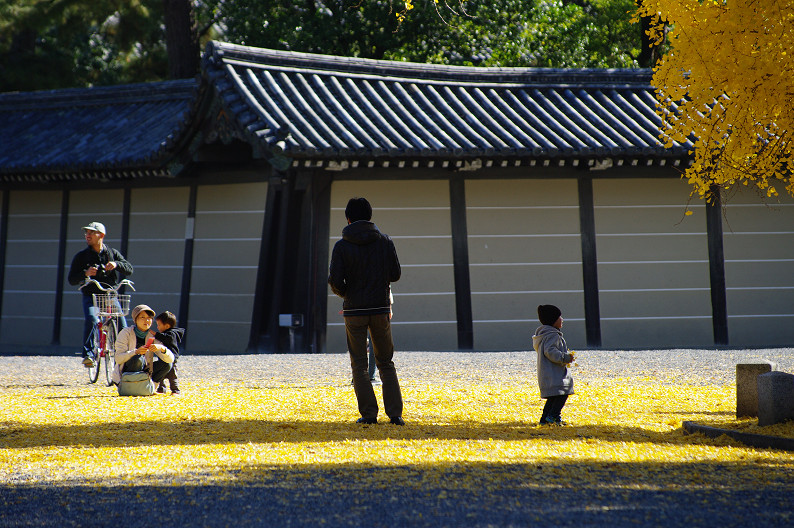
[736,361,776,418]
[757,371,794,427]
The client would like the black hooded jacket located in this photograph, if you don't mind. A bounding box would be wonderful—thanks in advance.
[155,327,185,358]
[328,221,400,316]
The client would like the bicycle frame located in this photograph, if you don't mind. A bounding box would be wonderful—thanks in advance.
[96,314,119,386]
[96,315,113,355]
[81,279,134,385]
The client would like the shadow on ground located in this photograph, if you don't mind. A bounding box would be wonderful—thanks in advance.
[2,459,793,528]
[0,417,752,449]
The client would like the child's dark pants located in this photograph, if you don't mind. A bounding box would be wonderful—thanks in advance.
[540,395,569,424]
[164,359,179,391]
[156,358,179,393]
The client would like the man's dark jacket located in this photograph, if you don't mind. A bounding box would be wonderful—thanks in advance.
[67,244,133,296]
[328,221,400,316]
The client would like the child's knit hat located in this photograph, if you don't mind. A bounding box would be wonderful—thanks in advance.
[538,304,562,326]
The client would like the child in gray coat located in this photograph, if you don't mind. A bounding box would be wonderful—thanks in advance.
[533,304,575,425]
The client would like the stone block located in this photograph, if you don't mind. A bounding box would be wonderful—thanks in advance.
[757,372,794,427]
[736,361,776,418]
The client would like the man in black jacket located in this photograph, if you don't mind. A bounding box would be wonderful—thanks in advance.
[67,221,133,368]
[328,197,404,425]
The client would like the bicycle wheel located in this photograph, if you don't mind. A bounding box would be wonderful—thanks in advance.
[104,319,118,386]
[87,325,101,384]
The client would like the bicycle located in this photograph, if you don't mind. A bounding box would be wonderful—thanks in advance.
[79,278,135,385]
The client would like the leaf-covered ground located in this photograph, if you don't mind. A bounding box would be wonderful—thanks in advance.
[0,378,794,526]
[1,354,793,527]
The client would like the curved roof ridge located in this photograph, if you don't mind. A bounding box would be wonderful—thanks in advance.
[206,41,652,87]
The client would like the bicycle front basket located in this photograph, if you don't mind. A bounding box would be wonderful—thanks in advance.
[92,293,131,317]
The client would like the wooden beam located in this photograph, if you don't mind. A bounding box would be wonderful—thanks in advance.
[248,174,279,353]
[0,191,8,330]
[578,176,602,347]
[706,186,729,345]
[51,190,69,345]
[449,175,474,350]
[309,173,332,354]
[177,184,197,351]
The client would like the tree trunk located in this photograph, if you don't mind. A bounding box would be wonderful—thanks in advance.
[638,2,663,68]
[163,0,200,79]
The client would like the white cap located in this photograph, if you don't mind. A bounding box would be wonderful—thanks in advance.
[82,221,106,235]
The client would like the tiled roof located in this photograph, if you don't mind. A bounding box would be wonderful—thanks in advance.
[203,41,691,161]
[0,43,691,182]
[0,79,199,182]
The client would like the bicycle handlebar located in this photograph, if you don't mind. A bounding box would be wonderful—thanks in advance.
[79,278,136,292]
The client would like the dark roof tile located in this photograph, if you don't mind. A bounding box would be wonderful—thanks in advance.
[0,79,199,179]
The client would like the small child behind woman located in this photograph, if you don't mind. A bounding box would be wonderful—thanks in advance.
[152,310,185,395]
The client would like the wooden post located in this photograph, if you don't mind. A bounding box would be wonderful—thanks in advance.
[706,185,728,345]
[449,175,474,350]
[578,176,602,347]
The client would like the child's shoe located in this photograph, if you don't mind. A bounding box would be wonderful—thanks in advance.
[541,416,568,426]
[169,379,180,395]
[155,382,166,394]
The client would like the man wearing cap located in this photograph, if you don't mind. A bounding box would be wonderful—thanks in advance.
[67,221,133,368]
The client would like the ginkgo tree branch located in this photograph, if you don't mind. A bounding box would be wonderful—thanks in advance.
[637,0,794,200]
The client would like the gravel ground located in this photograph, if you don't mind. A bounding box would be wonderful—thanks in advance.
[2,348,793,388]
[2,348,794,528]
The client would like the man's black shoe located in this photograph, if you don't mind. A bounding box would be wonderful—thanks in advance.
[356,417,377,424]
[389,417,405,426]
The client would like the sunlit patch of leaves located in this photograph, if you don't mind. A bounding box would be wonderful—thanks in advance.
[1,377,793,489]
